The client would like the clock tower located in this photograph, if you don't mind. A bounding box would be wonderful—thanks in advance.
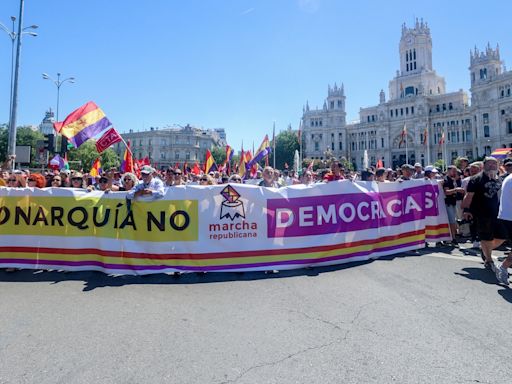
[399,18,432,75]
[389,19,446,100]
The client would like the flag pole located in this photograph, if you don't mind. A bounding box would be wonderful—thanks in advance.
[405,125,409,164]
[272,121,276,169]
[299,119,303,168]
[426,125,430,165]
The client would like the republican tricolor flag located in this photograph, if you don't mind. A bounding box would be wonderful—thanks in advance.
[120,140,134,174]
[248,135,271,167]
[205,149,218,174]
[54,101,112,148]
[89,158,102,178]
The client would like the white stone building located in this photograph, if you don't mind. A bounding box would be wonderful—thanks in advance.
[117,124,224,169]
[302,19,512,169]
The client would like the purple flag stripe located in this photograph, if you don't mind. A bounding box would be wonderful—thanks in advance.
[69,117,112,147]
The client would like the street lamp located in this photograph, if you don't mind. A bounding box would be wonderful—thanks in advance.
[1,3,38,168]
[42,72,75,121]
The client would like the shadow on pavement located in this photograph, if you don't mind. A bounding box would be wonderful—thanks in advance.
[0,249,428,292]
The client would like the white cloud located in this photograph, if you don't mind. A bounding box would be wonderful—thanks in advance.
[241,7,255,15]
[298,0,320,13]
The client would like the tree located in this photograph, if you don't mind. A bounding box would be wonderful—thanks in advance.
[67,141,120,172]
[210,146,226,166]
[273,130,300,170]
[0,124,43,166]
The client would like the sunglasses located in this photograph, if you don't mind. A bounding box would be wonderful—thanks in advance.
[28,178,36,182]
[99,179,108,183]
[52,179,61,182]
[123,178,134,182]
[71,178,82,182]
[200,178,208,181]
[8,178,17,182]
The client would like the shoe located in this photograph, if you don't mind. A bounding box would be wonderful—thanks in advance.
[495,264,509,286]
[472,241,480,249]
[484,261,495,271]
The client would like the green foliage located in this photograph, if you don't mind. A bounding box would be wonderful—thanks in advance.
[210,146,226,165]
[67,140,120,172]
[0,124,44,166]
[273,130,300,170]
[434,159,445,171]
[0,124,7,162]
[302,158,324,171]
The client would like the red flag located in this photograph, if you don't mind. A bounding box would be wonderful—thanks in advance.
[95,127,122,153]
[376,159,384,168]
[192,162,201,175]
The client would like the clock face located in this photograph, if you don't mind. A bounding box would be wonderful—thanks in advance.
[406,36,414,45]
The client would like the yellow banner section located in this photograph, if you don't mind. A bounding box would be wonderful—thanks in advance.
[0,196,198,242]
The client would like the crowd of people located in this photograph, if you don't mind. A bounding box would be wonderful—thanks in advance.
[1,153,511,284]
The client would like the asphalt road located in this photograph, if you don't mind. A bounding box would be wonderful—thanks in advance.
[1,245,511,384]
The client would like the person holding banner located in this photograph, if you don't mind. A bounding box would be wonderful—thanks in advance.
[126,166,164,201]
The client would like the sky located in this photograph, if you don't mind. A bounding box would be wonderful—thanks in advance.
[0,0,511,152]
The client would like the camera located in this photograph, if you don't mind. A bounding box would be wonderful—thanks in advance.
[456,218,473,225]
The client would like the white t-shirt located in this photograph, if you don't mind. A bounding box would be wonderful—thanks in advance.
[498,174,512,221]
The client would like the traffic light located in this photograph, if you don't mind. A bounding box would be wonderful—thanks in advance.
[44,134,55,152]
[60,136,69,154]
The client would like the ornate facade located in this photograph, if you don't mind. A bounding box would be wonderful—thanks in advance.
[302,19,512,169]
[118,125,225,169]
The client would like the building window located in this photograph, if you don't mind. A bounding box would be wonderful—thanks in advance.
[175,152,180,160]
[160,153,165,160]
[338,100,342,108]
[448,102,453,110]
[390,110,393,117]
[311,121,314,127]
[411,106,414,114]
[508,121,512,134]
[330,101,334,109]
[314,142,319,151]
[483,113,489,124]
[339,142,342,150]
[186,151,190,160]
[148,139,152,145]
[484,126,490,137]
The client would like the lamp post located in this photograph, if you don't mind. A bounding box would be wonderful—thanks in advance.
[42,72,75,121]
[42,72,75,155]
[1,0,38,168]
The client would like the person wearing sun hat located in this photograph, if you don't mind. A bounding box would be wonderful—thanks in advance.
[126,165,164,201]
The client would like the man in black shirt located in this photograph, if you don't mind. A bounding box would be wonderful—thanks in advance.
[462,157,506,269]
[443,166,464,243]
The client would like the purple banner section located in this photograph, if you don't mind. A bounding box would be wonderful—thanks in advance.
[267,185,440,238]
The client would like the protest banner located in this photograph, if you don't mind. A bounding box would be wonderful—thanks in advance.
[0,180,450,274]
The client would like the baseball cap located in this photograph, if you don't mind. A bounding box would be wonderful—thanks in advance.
[140,165,155,174]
